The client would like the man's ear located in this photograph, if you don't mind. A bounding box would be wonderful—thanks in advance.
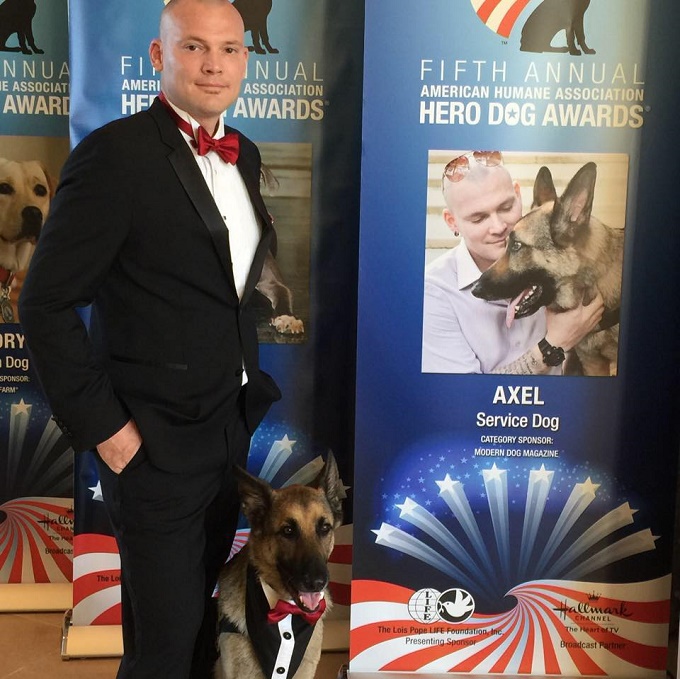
[149,39,164,72]
[513,181,522,202]
[443,208,459,236]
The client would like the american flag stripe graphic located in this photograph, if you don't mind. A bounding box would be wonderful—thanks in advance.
[0,498,73,583]
[350,578,670,674]
[472,0,532,38]
[72,533,121,626]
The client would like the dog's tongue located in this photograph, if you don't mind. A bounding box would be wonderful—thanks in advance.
[506,289,529,328]
[299,591,323,612]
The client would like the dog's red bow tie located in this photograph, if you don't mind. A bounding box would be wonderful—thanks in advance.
[158,92,239,165]
[267,599,326,626]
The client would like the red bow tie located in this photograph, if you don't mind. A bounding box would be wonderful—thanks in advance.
[267,598,326,626]
[158,92,239,164]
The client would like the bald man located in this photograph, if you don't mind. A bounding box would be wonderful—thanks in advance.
[20,1,281,676]
[422,152,603,374]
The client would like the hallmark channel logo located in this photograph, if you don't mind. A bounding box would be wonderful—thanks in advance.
[470,0,597,55]
[408,587,476,624]
[552,594,633,622]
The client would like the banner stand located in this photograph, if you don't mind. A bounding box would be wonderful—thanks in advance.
[60,613,349,660]
[0,584,71,613]
[60,611,122,660]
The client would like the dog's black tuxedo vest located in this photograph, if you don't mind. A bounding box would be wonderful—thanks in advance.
[219,566,318,678]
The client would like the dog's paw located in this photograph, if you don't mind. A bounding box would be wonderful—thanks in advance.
[271,315,304,335]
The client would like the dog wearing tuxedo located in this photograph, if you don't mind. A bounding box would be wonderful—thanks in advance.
[216,454,344,679]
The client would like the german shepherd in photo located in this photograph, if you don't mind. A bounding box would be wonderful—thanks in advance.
[215,454,344,679]
[472,162,623,376]
[520,0,596,55]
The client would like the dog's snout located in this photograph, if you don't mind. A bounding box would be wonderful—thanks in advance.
[471,280,486,299]
[299,562,329,593]
[21,206,43,240]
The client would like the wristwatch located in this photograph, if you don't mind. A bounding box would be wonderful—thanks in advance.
[538,338,566,367]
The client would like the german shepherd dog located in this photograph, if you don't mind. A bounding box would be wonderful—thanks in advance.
[232,0,278,54]
[472,162,623,376]
[215,454,344,679]
[520,0,596,56]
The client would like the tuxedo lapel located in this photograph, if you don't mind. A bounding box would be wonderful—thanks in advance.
[236,147,274,306]
[148,99,239,301]
[149,100,274,307]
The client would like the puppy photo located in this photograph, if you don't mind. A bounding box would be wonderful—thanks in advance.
[0,157,52,322]
[215,453,344,679]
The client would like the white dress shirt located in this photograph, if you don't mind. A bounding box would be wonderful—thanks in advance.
[422,241,558,374]
[165,98,260,300]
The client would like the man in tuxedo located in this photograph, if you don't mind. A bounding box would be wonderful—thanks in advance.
[19,0,280,676]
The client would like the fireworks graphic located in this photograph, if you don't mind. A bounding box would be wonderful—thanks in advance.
[372,448,655,604]
[2,398,73,501]
[1,397,74,584]
[351,446,668,675]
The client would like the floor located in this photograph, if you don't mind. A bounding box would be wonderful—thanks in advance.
[0,612,349,678]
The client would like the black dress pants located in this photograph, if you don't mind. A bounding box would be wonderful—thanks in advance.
[96,420,249,679]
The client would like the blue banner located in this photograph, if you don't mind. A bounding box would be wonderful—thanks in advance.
[352,0,680,674]
[0,0,72,587]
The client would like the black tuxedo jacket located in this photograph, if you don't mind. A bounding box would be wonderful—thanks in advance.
[19,98,281,473]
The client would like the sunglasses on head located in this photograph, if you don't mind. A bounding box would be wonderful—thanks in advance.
[442,151,504,186]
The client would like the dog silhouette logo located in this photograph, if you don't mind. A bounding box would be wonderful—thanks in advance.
[0,0,43,55]
[470,0,596,55]
[232,0,279,54]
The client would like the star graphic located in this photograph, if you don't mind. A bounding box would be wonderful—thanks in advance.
[89,481,104,502]
[372,523,396,543]
[271,434,296,456]
[396,497,419,517]
[531,464,554,484]
[483,463,505,483]
[435,474,460,495]
[12,399,32,416]
[576,477,600,497]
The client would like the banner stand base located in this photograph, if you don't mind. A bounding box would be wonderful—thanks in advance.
[60,610,349,660]
[0,583,72,612]
[60,610,123,660]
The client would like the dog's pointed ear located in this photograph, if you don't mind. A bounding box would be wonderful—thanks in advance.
[234,466,273,531]
[532,166,557,208]
[551,162,597,247]
[311,451,344,528]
